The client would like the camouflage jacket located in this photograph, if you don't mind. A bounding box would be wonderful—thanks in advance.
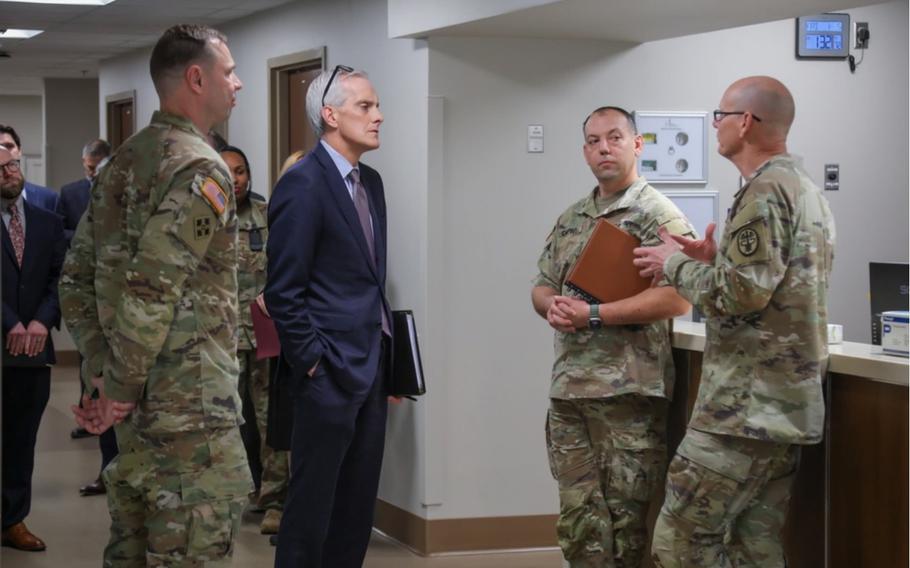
[59,110,242,434]
[534,177,696,400]
[665,154,835,444]
[236,195,268,351]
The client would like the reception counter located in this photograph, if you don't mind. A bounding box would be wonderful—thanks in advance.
[668,322,908,568]
[375,323,908,565]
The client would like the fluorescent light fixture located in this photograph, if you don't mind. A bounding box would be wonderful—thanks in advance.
[0,0,116,5]
[0,29,44,39]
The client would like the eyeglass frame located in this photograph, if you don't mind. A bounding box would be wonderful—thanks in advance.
[0,159,21,174]
[713,110,762,123]
[321,65,354,107]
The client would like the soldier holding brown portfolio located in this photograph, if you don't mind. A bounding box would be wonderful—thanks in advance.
[530,105,695,568]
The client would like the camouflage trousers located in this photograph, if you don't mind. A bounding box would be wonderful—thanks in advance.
[546,394,667,568]
[102,423,252,567]
[651,429,799,568]
[238,350,289,510]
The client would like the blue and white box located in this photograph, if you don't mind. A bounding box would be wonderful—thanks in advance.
[881,311,909,357]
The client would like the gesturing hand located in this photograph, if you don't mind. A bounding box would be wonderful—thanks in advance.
[667,223,717,264]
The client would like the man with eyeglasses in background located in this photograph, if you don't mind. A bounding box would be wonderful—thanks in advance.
[0,125,58,212]
[0,146,66,552]
[634,76,835,567]
[266,65,392,568]
[531,105,694,568]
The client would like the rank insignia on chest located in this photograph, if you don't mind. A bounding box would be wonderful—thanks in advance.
[195,216,212,240]
[199,177,227,215]
[737,227,760,256]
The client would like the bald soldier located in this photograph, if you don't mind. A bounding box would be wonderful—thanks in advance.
[59,25,252,566]
[634,76,835,567]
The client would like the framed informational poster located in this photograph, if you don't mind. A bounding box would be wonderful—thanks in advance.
[660,189,719,238]
[634,111,708,184]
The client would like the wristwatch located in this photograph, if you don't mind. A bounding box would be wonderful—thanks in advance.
[588,303,603,330]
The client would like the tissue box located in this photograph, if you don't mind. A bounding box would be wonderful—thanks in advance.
[881,311,909,357]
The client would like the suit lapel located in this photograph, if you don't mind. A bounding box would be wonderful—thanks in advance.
[21,201,41,274]
[314,145,380,281]
[363,171,386,282]
[1,221,19,272]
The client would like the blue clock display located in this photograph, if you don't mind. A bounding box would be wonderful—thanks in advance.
[797,13,850,59]
[805,33,842,51]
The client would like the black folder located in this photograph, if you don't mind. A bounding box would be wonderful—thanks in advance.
[2,346,50,367]
[390,310,426,398]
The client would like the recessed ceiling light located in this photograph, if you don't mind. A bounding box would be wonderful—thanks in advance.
[0,0,116,5]
[0,29,44,39]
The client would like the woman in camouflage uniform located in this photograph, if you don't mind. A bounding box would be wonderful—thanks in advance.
[220,145,289,535]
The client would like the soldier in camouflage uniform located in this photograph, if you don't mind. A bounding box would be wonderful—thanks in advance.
[219,145,289,535]
[634,76,836,568]
[59,25,252,567]
[531,106,696,568]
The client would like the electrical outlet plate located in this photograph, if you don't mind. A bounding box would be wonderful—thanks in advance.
[854,22,869,49]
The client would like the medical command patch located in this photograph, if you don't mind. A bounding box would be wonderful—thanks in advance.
[737,227,760,256]
[199,177,227,215]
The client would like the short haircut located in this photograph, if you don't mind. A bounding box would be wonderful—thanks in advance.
[82,139,111,159]
[582,106,638,136]
[0,124,22,149]
[149,24,227,96]
[305,68,370,138]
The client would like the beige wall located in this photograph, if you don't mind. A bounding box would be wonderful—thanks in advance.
[427,0,908,518]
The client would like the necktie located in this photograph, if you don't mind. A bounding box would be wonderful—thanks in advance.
[348,169,390,336]
[349,168,375,265]
[8,204,24,267]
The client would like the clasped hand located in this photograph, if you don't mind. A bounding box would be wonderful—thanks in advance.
[71,377,136,434]
[5,320,49,357]
[546,295,590,332]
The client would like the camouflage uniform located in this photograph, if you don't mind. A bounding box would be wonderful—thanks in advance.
[236,195,288,510]
[534,178,696,568]
[59,110,252,567]
[652,154,835,568]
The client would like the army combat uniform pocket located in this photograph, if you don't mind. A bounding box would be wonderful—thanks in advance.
[662,430,753,530]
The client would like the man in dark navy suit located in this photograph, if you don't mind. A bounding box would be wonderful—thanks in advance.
[0,146,66,552]
[0,125,57,211]
[55,138,116,495]
[266,66,392,568]
[57,138,110,243]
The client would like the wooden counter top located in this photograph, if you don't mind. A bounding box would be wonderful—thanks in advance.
[671,320,908,387]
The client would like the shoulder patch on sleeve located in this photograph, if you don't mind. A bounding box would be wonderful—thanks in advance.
[196,177,227,215]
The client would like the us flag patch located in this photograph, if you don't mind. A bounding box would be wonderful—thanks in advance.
[200,177,227,215]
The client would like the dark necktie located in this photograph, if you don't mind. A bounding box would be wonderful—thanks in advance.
[348,169,390,336]
[8,203,24,267]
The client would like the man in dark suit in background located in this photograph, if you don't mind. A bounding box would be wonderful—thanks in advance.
[56,137,116,493]
[0,125,58,211]
[266,66,392,568]
[57,138,110,242]
[0,146,66,552]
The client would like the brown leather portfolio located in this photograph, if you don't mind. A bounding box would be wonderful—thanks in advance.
[565,219,651,304]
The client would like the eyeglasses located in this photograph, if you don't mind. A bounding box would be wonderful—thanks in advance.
[713,110,762,123]
[321,65,354,107]
[0,159,20,174]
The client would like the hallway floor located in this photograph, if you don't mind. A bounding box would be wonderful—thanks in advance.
[2,364,564,568]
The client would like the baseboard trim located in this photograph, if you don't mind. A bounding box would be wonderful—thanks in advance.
[373,499,558,555]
